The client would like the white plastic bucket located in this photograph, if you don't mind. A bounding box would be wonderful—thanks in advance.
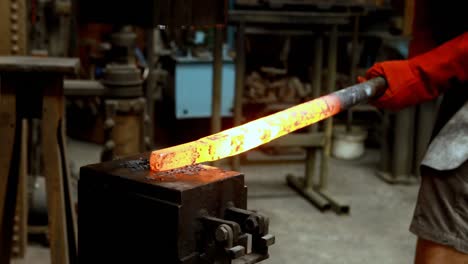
[332,125,367,160]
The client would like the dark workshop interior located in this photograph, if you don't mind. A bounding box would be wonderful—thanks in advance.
[2,0,468,263]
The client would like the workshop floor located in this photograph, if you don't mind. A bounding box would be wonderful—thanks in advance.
[15,139,419,264]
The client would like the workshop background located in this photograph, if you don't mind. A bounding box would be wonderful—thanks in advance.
[0,0,434,263]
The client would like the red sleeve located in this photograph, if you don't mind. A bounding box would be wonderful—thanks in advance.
[368,32,468,110]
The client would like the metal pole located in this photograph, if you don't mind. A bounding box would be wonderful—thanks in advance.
[415,101,437,176]
[211,26,223,167]
[346,15,360,132]
[145,29,155,149]
[304,35,323,189]
[349,16,360,86]
[392,107,415,179]
[380,110,391,172]
[311,35,323,131]
[232,22,246,171]
[319,25,338,189]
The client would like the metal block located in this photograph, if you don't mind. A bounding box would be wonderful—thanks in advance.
[79,154,274,263]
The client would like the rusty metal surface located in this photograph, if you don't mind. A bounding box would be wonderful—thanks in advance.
[0,0,9,55]
[80,154,272,263]
[101,64,143,98]
[333,76,387,109]
[0,0,27,56]
[100,98,149,161]
[149,77,386,172]
[83,153,242,194]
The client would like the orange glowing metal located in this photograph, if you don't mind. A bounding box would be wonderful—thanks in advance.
[150,94,341,172]
[150,77,387,172]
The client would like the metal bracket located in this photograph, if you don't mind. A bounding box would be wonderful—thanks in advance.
[190,205,275,264]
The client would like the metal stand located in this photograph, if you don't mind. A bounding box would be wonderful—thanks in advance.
[414,101,438,176]
[100,29,151,161]
[145,29,156,149]
[228,11,359,213]
[377,100,437,184]
[101,98,149,161]
[286,25,349,214]
[232,22,246,171]
[376,107,419,185]
[211,26,224,168]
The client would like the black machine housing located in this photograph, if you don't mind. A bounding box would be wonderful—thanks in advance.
[78,153,274,263]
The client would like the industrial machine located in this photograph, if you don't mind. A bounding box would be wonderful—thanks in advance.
[74,0,228,158]
[79,155,275,263]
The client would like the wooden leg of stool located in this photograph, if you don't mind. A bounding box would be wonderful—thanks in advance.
[0,88,20,264]
[42,94,69,264]
[12,120,28,258]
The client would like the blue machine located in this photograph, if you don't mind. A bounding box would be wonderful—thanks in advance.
[173,56,235,119]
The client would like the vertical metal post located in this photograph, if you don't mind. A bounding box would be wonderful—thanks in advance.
[380,110,391,172]
[377,95,418,184]
[311,36,323,124]
[414,101,437,176]
[349,16,360,86]
[347,15,360,132]
[319,25,338,190]
[232,22,246,171]
[392,107,415,179]
[211,26,223,167]
[145,29,155,149]
[304,35,323,189]
[13,119,28,258]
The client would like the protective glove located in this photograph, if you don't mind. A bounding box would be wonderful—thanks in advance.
[360,32,468,111]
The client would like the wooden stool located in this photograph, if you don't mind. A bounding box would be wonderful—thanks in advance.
[0,56,79,264]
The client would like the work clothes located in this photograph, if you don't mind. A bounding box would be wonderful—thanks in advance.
[366,32,468,171]
[365,4,468,252]
[410,162,468,254]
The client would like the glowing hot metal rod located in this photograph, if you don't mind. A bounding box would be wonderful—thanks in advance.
[150,77,387,172]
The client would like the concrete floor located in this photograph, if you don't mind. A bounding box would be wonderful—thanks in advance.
[14,139,420,264]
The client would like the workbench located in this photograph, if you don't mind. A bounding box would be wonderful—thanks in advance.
[227,8,377,213]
